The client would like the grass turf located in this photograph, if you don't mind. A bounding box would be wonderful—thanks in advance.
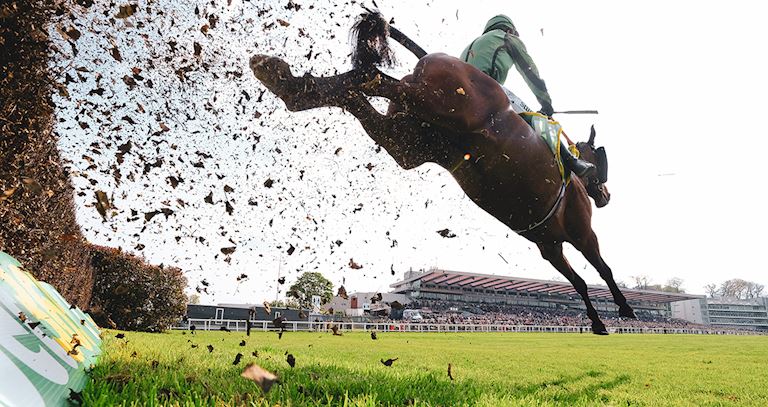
[84,330,768,406]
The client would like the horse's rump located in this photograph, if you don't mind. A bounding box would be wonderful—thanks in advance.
[404,53,512,133]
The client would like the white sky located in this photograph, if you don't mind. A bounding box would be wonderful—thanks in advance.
[50,0,768,304]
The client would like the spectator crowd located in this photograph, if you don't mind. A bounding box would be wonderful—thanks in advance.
[379,299,709,330]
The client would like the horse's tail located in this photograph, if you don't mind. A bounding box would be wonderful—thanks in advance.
[350,10,395,69]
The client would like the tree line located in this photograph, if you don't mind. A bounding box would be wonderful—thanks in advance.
[704,279,764,299]
[625,275,765,299]
[625,275,686,293]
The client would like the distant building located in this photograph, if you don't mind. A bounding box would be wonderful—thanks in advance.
[322,292,412,318]
[323,296,351,315]
[185,304,306,325]
[670,298,710,324]
[673,297,768,331]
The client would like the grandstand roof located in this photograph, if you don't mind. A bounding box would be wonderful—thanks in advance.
[390,269,703,304]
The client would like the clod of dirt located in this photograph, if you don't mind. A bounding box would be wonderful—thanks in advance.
[381,357,398,367]
[241,362,278,393]
[286,353,295,368]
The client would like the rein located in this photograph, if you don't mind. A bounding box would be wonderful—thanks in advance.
[513,182,566,234]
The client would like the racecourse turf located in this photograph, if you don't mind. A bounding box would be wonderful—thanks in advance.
[83,330,768,406]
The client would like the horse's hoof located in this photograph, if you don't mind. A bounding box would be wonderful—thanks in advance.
[249,54,269,71]
[592,322,609,335]
[249,54,288,79]
[619,306,637,319]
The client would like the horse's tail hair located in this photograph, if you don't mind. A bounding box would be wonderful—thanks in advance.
[350,9,395,69]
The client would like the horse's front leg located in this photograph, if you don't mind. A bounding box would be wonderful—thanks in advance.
[575,231,636,319]
[249,54,379,111]
[562,184,636,319]
[537,242,608,335]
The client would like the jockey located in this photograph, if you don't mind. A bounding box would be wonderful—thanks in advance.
[460,15,596,177]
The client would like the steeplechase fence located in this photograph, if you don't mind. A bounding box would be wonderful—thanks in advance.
[176,318,765,336]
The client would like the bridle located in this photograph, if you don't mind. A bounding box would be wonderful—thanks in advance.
[580,143,608,184]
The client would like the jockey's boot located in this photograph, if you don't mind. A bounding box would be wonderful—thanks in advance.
[560,143,596,178]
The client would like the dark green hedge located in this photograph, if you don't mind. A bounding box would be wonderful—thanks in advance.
[90,245,187,332]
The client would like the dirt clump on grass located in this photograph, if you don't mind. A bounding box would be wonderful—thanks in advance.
[0,0,93,307]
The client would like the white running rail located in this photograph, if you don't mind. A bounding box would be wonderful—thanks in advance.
[175,319,765,336]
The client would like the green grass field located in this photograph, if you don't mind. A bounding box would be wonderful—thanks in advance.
[84,330,768,406]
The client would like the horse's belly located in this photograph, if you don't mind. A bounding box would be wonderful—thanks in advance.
[446,146,563,233]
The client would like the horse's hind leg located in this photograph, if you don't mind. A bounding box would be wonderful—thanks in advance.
[341,92,448,170]
[537,242,608,335]
[249,55,456,169]
[250,54,423,122]
[358,71,425,112]
[575,231,636,319]
[250,54,381,111]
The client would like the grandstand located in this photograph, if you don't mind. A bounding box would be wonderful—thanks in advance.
[390,268,702,318]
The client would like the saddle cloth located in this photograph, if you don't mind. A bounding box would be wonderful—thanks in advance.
[519,112,572,183]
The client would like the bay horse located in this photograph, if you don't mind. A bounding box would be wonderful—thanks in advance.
[250,11,633,334]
